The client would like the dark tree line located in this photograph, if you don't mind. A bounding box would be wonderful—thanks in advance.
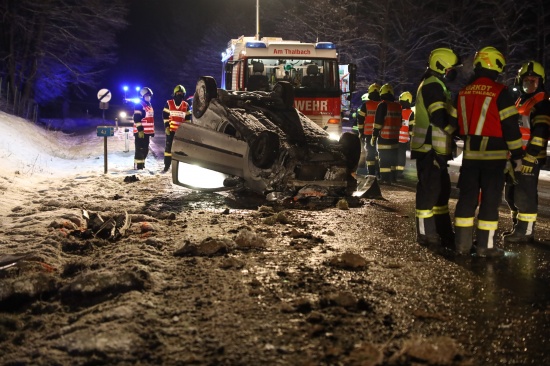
[0,0,127,116]
[1,0,549,118]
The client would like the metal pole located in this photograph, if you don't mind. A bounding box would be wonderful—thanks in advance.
[124,128,129,152]
[256,0,260,40]
[104,136,108,174]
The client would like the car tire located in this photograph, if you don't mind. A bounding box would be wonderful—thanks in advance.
[273,81,294,109]
[339,132,361,171]
[250,131,280,169]
[193,76,218,119]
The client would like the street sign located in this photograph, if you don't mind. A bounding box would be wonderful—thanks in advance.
[97,88,112,103]
[99,102,109,110]
[97,126,114,137]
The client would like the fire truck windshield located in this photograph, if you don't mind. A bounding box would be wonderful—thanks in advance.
[245,58,339,92]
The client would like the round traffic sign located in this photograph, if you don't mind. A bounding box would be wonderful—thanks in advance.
[97,88,112,102]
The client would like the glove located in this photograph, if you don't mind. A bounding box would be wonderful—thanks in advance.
[370,135,377,146]
[165,127,171,135]
[138,131,145,139]
[521,154,537,175]
[513,159,522,172]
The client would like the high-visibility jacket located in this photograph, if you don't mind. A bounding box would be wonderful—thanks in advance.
[411,76,454,156]
[457,77,520,161]
[133,101,155,135]
[375,101,402,140]
[358,100,382,135]
[399,108,413,143]
[165,99,188,132]
[516,91,548,158]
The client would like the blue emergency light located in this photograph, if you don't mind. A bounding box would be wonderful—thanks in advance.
[245,41,267,48]
[315,42,336,49]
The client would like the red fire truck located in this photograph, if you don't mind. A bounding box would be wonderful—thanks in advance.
[221,36,356,140]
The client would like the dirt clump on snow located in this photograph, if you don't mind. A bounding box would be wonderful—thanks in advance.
[0,172,548,365]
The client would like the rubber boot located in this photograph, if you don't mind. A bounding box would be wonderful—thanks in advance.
[435,213,455,249]
[391,170,398,183]
[416,217,441,247]
[475,229,504,258]
[164,156,172,172]
[454,226,474,255]
[503,220,535,244]
[136,163,145,170]
[379,172,392,185]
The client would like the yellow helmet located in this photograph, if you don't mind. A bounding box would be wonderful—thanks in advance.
[428,48,459,74]
[380,83,394,96]
[173,84,186,96]
[518,60,545,83]
[473,46,506,73]
[399,91,413,103]
[367,83,381,94]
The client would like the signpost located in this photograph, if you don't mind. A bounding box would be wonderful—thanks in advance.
[97,88,112,127]
[97,126,115,174]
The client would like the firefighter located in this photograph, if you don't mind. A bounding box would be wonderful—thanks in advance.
[357,83,382,176]
[411,48,460,247]
[454,46,523,257]
[133,87,155,170]
[162,85,190,172]
[503,60,550,243]
[372,83,402,184]
[397,91,414,178]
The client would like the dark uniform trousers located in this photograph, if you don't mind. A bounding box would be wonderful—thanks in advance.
[377,138,398,182]
[504,161,542,229]
[455,164,505,249]
[164,131,176,169]
[364,135,378,176]
[134,134,150,169]
[415,150,453,241]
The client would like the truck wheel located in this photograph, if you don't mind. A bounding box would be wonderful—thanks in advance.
[193,76,218,119]
[250,131,279,169]
[273,81,294,109]
[339,132,361,171]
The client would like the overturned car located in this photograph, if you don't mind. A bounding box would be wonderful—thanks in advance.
[171,76,363,199]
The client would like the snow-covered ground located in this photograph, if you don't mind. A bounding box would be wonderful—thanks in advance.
[0,111,163,216]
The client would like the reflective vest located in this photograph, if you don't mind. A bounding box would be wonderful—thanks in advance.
[378,101,402,140]
[411,76,453,156]
[167,99,188,132]
[363,100,382,135]
[399,108,413,143]
[516,92,548,158]
[458,77,505,138]
[133,101,155,134]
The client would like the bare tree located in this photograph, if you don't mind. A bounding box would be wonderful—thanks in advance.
[0,0,128,109]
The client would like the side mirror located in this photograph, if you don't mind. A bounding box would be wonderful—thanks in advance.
[348,63,357,93]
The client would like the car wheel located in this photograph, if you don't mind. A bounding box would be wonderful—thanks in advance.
[193,76,218,119]
[273,81,294,109]
[250,131,280,169]
[339,132,361,170]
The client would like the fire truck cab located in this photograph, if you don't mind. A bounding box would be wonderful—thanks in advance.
[221,36,355,140]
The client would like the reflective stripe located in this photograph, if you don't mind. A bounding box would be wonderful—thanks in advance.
[428,101,446,114]
[474,97,492,135]
[377,143,399,149]
[433,205,449,215]
[534,114,550,126]
[499,105,518,120]
[455,217,475,227]
[517,213,537,222]
[531,136,545,147]
[477,219,498,231]
[464,149,508,160]
[459,96,469,135]
[416,209,433,219]
[506,138,523,151]
[379,167,392,173]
